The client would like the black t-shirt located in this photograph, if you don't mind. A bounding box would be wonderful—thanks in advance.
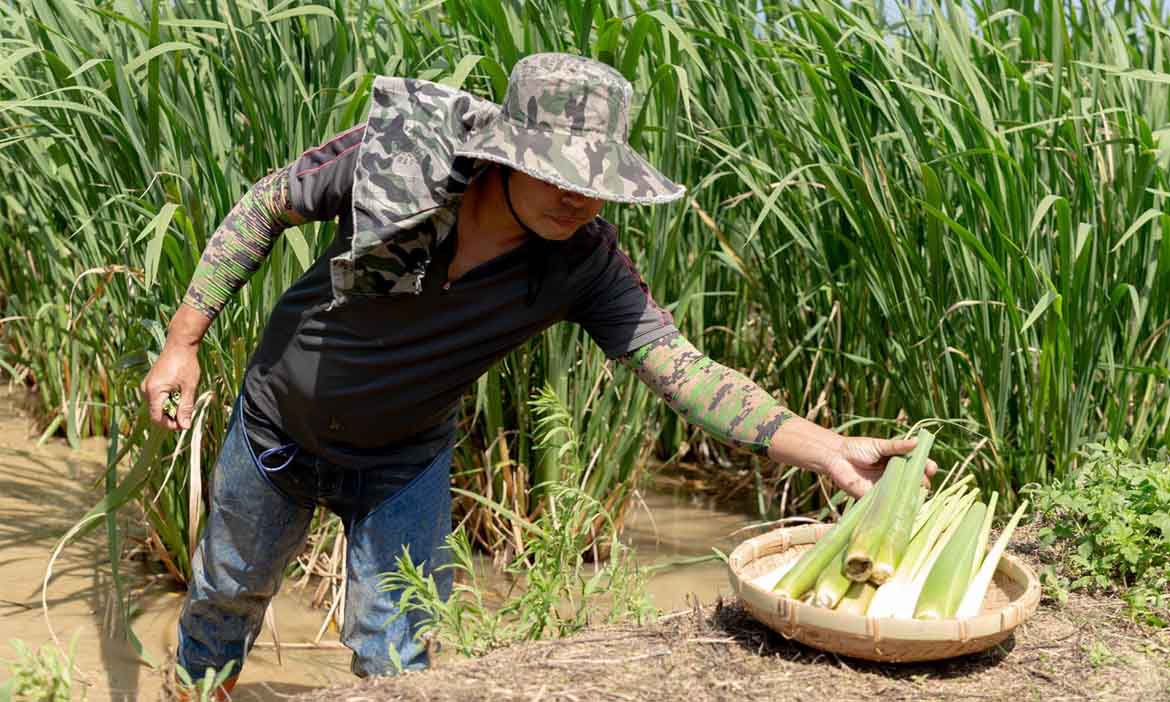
[242,125,678,470]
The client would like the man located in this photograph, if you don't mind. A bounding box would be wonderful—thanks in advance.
[141,53,931,691]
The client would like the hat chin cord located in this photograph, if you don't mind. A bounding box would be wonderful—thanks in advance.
[500,167,541,239]
[500,168,548,306]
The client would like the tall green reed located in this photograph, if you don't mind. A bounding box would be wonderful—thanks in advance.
[686,0,1170,501]
[0,0,699,585]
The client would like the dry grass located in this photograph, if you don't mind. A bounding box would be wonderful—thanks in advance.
[291,595,1169,702]
[290,539,1170,702]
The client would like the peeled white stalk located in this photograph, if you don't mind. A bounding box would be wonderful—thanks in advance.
[751,558,797,592]
[956,500,1029,618]
[905,491,962,576]
[911,487,937,538]
[867,489,975,618]
[914,501,988,620]
[912,475,974,537]
[883,490,978,619]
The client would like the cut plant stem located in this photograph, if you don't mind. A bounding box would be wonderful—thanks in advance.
[875,431,935,578]
[843,458,903,582]
[869,428,936,584]
[773,487,878,600]
[972,491,998,575]
[957,500,1029,618]
[867,488,977,618]
[913,475,974,537]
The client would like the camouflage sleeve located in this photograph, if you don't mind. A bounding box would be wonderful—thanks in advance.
[619,331,792,456]
[182,166,306,320]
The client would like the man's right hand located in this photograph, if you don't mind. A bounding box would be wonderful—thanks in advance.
[141,304,210,431]
[141,342,201,430]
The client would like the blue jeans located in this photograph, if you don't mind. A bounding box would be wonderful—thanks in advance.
[177,396,454,678]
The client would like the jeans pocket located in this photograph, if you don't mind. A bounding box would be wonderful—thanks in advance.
[233,394,314,508]
[256,442,299,472]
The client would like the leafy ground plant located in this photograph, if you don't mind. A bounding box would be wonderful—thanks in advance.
[380,385,657,659]
[166,661,237,702]
[0,635,84,702]
[1028,439,1170,626]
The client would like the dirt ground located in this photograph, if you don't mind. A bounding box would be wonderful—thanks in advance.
[293,537,1170,702]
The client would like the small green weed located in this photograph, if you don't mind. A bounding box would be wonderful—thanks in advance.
[380,384,657,657]
[1028,439,1170,626]
[1084,640,1124,669]
[171,661,236,702]
[1,635,84,702]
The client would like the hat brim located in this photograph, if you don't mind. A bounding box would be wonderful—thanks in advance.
[454,116,685,205]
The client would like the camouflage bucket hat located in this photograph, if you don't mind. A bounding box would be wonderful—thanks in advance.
[454,53,685,205]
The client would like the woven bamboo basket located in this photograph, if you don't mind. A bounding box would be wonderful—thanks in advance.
[727,524,1042,663]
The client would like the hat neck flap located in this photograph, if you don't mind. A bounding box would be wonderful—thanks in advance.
[329,76,497,305]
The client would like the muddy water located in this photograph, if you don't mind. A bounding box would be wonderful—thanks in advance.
[623,490,762,612]
[0,390,759,700]
[0,391,356,701]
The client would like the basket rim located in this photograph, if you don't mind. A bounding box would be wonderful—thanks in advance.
[727,523,1043,642]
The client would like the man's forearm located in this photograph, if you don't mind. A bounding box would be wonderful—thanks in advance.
[166,303,214,348]
[619,332,792,456]
[182,165,305,320]
[763,414,846,474]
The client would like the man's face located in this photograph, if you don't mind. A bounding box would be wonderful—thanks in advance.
[506,169,605,240]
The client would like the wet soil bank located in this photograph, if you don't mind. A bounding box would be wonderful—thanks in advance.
[0,390,354,701]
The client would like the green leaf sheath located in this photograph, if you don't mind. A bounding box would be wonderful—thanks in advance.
[915,501,988,620]
[814,547,853,608]
[873,430,936,580]
[619,332,792,457]
[837,581,878,616]
[182,166,305,320]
